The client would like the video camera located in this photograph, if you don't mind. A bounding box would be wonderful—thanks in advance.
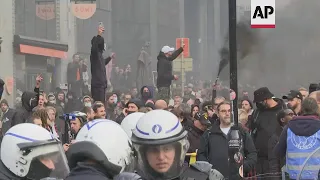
[59,113,77,144]
[59,113,76,121]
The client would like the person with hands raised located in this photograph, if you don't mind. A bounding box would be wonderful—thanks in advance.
[90,22,114,104]
[156,44,184,103]
[14,74,43,125]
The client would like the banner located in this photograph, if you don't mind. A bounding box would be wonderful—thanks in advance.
[71,1,97,19]
[36,2,55,20]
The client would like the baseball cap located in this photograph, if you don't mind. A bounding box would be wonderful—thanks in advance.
[161,46,175,54]
[194,112,211,126]
[282,90,303,100]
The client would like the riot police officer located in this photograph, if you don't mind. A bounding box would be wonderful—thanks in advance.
[0,123,70,180]
[131,110,224,180]
[66,119,142,180]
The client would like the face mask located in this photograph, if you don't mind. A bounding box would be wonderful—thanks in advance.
[49,100,56,105]
[256,101,268,109]
[68,96,73,99]
[84,102,92,107]
[27,159,52,179]
[127,110,135,115]
[114,97,118,104]
[29,97,38,110]
[142,91,150,98]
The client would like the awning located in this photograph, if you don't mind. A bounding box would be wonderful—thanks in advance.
[14,35,68,59]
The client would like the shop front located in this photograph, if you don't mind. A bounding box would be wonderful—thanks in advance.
[13,35,68,93]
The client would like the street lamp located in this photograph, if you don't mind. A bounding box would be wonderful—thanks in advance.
[0,37,3,52]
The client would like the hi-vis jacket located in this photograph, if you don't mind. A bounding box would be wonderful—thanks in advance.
[274,116,320,180]
[286,128,320,179]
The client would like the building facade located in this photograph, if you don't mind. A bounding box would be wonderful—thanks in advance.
[0,0,77,105]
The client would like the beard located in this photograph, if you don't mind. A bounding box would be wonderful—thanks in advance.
[222,117,232,125]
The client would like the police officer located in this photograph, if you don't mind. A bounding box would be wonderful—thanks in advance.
[0,123,70,180]
[131,110,224,180]
[121,112,145,138]
[66,119,142,180]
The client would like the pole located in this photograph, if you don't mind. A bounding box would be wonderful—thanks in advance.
[179,0,185,97]
[150,0,158,70]
[229,0,238,126]
[228,0,242,179]
[181,38,184,97]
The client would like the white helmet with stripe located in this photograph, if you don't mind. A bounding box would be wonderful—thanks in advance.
[67,119,135,177]
[131,110,189,179]
[1,123,69,179]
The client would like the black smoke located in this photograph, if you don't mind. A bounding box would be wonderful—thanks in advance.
[218,0,320,96]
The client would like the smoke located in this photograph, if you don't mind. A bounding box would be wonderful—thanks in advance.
[219,0,320,96]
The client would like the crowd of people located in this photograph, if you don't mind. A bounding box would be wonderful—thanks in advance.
[0,25,319,180]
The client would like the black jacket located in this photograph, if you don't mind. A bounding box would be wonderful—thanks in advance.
[90,35,112,88]
[197,123,257,179]
[67,62,82,84]
[156,48,183,87]
[275,116,320,158]
[249,98,286,158]
[14,87,39,125]
[66,162,112,180]
[1,108,18,136]
[186,123,205,153]
[138,164,210,180]
[268,125,285,178]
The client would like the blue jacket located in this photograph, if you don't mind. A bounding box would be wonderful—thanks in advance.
[275,116,320,179]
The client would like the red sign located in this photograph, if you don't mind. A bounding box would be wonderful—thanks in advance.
[19,44,67,59]
[36,3,55,20]
[176,38,190,58]
[71,2,97,19]
[5,77,14,95]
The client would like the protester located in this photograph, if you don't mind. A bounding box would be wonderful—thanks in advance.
[275,97,320,180]
[90,24,115,103]
[156,45,184,102]
[14,75,42,125]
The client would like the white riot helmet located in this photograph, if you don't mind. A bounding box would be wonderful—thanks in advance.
[131,110,189,180]
[67,119,135,177]
[1,123,69,179]
[121,112,145,138]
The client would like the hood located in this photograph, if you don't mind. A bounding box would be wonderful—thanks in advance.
[288,116,320,136]
[157,51,167,60]
[21,91,37,112]
[91,35,105,52]
[140,86,154,99]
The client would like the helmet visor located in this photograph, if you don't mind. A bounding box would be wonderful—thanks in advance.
[133,137,189,179]
[26,142,70,179]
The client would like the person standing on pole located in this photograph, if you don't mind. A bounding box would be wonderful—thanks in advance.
[156,45,184,103]
[90,23,115,104]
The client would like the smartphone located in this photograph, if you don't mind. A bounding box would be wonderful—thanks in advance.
[99,22,105,33]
